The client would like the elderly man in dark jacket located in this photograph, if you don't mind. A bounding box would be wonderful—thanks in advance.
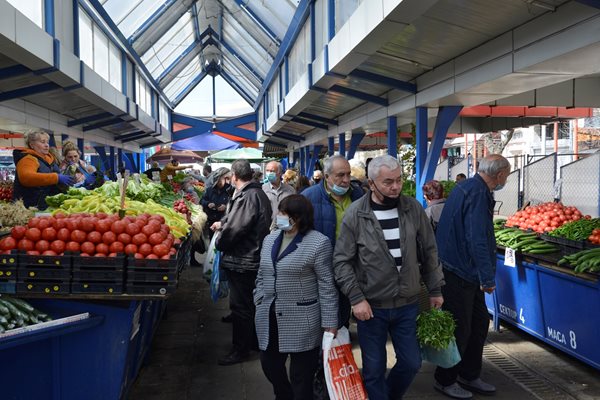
[334,155,444,400]
[213,159,272,366]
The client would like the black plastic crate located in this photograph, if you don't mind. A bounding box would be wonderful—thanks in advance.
[19,252,72,268]
[540,234,593,249]
[72,253,126,270]
[20,267,70,280]
[0,266,17,281]
[72,269,124,282]
[0,281,16,294]
[71,281,124,294]
[0,250,18,267]
[17,281,70,294]
[126,269,177,283]
[126,254,178,270]
[125,281,177,295]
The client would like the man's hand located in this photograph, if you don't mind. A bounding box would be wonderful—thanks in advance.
[208,203,215,209]
[429,296,444,309]
[351,300,373,321]
[217,204,226,212]
[324,327,337,337]
[210,221,222,231]
[480,285,496,294]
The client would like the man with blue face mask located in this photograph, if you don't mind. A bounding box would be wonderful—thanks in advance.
[262,161,296,227]
[302,154,364,327]
[433,154,510,399]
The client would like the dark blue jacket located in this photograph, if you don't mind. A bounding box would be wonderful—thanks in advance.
[302,181,364,245]
[435,174,496,288]
[201,185,230,224]
[12,149,60,210]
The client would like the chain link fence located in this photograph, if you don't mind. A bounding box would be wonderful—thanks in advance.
[522,154,557,206]
[494,169,520,217]
[560,152,600,217]
[434,158,449,181]
[450,157,469,181]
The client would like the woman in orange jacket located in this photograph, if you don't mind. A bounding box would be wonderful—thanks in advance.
[13,130,74,210]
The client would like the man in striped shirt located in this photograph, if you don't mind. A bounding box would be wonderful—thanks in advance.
[334,155,444,400]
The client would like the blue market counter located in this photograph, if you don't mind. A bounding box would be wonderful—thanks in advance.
[0,298,166,400]
[486,253,600,371]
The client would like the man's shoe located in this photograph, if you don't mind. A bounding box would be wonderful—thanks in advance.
[434,382,473,399]
[457,377,496,395]
[218,350,249,366]
[221,314,233,323]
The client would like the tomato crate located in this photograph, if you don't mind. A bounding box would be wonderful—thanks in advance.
[539,234,598,250]
[0,250,18,268]
[0,266,17,281]
[0,281,16,294]
[126,269,177,283]
[18,252,73,269]
[20,267,70,281]
[125,281,177,296]
[125,254,178,270]
[71,281,124,295]
[16,281,70,294]
[72,269,124,282]
[72,253,126,270]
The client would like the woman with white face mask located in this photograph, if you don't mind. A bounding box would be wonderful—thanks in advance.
[254,194,339,400]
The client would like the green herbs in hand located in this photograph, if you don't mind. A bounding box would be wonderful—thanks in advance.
[416,308,456,350]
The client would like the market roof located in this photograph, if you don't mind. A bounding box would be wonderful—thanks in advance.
[99,0,298,106]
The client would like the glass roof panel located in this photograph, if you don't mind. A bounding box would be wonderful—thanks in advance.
[101,0,166,38]
[164,56,203,100]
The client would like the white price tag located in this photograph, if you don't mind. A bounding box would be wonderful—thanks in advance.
[504,247,516,267]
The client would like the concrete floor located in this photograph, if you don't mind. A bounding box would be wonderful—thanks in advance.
[128,261,600,400]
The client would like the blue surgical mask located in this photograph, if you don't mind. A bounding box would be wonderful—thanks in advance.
[276,215,294,231]
[266,172,277,183]
[494,184,505,191]
[330,183,349,196]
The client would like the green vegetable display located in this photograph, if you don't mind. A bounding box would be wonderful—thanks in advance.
[0,296,52,333]
[558,248,600,274]
[416,308,456,350]
[548,218,600,241]
[494,228,559,254]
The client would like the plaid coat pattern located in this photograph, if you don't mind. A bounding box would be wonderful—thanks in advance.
[254,229,339,353]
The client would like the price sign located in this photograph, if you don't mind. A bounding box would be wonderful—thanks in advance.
[504,247,516,267]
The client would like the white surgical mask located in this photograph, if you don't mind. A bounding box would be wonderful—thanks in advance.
[276,215,294,231]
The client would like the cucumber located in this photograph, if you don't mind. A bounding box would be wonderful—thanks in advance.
[0,302,9,316]
[4,297,34,313]
[0,299,25,320]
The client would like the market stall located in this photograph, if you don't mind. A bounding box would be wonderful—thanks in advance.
[0,172,207,399]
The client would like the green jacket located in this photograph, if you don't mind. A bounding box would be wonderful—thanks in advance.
[333,192,444,309]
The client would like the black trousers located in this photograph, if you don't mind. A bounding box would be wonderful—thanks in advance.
[260,307,320,400]
[434,270,490,386]
[227,269,258,354]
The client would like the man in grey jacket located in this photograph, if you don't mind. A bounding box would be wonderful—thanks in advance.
[262,160,295,226]
[334,155,445,400]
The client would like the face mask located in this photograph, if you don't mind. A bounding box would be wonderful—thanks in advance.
[276,215,294,231]
[494,184,505,191]
[330,183,349,196]
[313,178,321,184]
[266,172,277,183]
[373,183,399,207]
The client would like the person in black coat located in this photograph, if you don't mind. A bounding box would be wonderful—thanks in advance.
[200,167,232,239]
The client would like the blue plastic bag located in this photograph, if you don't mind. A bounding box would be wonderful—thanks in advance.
[210,251,221,302]
[420,338,461,368]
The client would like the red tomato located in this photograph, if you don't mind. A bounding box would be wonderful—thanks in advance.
[50,240,66,254]
[161,255,171,260]
[80,253,90,257]
[148,232,164,246]
[65,218,79,231]
[11,225,27,240]
[152,244,169,257]
[96,243,109,255]
[134,253,144,259]
[95,219,112,234]
[55,228,70,242]
[102,231,117,245]
[26,250,40,255]
[54,212,66,219]
[25,228,42,242]
[37,218,51,230]
[35,240,50,252]
[117,233,131,245]
[124,244,138,255]
[132,233,147,246]
[42,250,58,256]
[96,212,108,219]
[109,242,124,254]
[95,253,107,257]
[125,223,141,236]
[87,231,102,244]
[66,241,80,252]
[80,217,95,232]
[138,243,152,257]
[111,220,126,235]
[41,227,57,242]
[80,241,95,255]
[52,218,67,230]
[146,254,158,259]
[27,217,40,229]
[71,230,87,243]
[0,237,17,251]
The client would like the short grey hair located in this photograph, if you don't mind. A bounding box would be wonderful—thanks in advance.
[231,159,253,181]
[323,155,348,175]
[24,129,49,148]
[266,161,282,173]
[478,155,510,178]
[368,155,401,180]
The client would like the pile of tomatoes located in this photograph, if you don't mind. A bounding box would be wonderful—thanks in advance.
[0,181,12,201]
[0,212,181,259]
[504,202,587,233]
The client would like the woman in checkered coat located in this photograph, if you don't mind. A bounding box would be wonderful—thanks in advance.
[254,194,339,400]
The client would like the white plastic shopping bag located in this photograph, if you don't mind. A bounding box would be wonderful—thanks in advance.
[322,327,368,400]
[203,234,218,275]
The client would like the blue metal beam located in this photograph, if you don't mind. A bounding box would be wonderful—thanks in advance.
[347,133,365,161]
[115,131,145,141]
[141,140,165,148]
[349,69,416,93]
[156,41,199,84]
[327,0,335,41]
[72,0,79,57]
[328,137,334,156]
[121,50,127,95]
[387,116,398,158]
[338,133,346,157]
[415,107,427,200]
[298,112,337,126]
[77,138,84,156]
[48,132,56,148]
[117,148,123,171]
[253,0,311,109]
[0,65,31,80]
[419,106,463,197]
[328,85,388,107]
[93,146,110,173]
[575,0,600,9]
[109,146,116,179]
[82,117,124,132]
[309,1,316,62]
[215,114,257,141]
[68,112,113,127]
[299,147,306,175]
[220,38,264,83]
[44,0,55,37]
[128,0,180,44]
[290,116,328,130]
[123,152,136,172]
[307,145,323,178]
[61,134,69,143]
[172,70,208,107]
[233,0,281,45]
[0,82,60,102]
[271,131,303,143]
[172,113,257,142]
[191,2,201,41]
[122,132,152,143]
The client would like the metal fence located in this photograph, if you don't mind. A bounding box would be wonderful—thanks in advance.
[560,153,600,217]
[494,169,520,217]
[522,153,557,206]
